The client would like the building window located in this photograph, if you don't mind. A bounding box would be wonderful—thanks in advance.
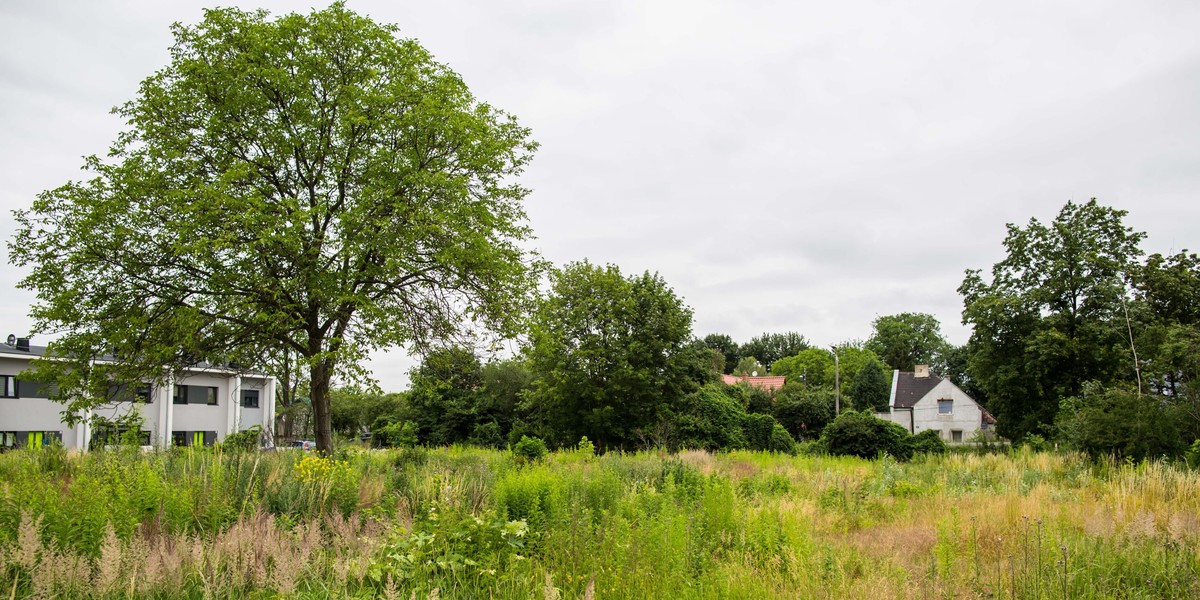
[205,386,218,406]
[241,389,260,409]
[173,386,187,404]
[0,432,17,448]
[135,385,152,403]
[937,399,953,414]
[951,430,963,443]
[1,376,17,398]
[172,431,186,447]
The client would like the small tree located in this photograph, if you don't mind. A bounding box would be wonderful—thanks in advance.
[849,359,891,412]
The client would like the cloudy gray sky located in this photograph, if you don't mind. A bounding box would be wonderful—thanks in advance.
[3,1,1199,391]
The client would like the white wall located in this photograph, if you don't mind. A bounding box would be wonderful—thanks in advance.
[909,379,985,442]
[0,353,275,450]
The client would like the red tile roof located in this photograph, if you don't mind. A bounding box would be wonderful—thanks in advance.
[722,374,786,391]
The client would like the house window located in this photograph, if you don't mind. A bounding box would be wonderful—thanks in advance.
[0,432,17,448]
[951,430,963,443]
[205,386,218,406]
[1,376,17,398]
[25,431,62,449]
[173,386,187,404]
[241,389,260,409]
[937,399,953,414]
[135,385,152,403]
[173,431,216,447]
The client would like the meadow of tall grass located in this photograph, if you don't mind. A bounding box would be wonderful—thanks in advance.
[0,444,1196,598]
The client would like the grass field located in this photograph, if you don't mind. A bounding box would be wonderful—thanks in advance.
[1,445,1197,599]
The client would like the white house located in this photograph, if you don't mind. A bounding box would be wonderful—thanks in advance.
[875,365,995,443]
[0,337,275,451]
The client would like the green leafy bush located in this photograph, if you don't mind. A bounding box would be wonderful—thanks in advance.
[910,429,948,455]
[222,425,262,451]
[513,435,548,462]
[676,384,749,450]
[820,410,914,461]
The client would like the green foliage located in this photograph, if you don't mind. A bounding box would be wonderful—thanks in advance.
[525,261,704,449]
[732,356,765,377]
[848,358,890,412]
[406,347,485,446]
[1185,439,1200,469]
[373,420,419,448]
[741,414,797,454]
[221,426,262,452]
[865,312,950,372]
[770,347,834,386]
[820,410,914,461]
[88,411,148,449]
[9,4,540,452]
[1,445,1199,598]
[1056,384,1186,460]
[772,383,836,440]
[961,199,1146,441]
[675,384,750,451]
[738,332,809,370]
[910,429,949,455]
[701,333,741,374]
[512,435,548,462]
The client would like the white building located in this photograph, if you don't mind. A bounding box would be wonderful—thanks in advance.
[875,365,995,443]
[0,338,275,450]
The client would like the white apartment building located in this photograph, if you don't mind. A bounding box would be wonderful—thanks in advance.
[0,338,275,450]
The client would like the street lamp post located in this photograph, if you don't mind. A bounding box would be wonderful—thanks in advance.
[831,346,840,415]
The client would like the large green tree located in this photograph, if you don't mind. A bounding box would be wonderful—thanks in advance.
[739,332,810,369]
[864,312,950,372]
[9,4,540,453]
[525,261,706,449]
[959,199,1144,441]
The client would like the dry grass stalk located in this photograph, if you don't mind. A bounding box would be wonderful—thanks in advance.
[14,512,42,571]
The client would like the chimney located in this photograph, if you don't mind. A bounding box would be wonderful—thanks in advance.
[914,364,929,378]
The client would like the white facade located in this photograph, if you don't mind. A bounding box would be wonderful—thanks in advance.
[0,346,275,451]
[876,369,994,443]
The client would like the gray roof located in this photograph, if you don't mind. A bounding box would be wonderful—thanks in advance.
[892,371,943,409]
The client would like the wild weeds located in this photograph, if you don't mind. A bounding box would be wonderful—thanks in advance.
[0,446,1197,598]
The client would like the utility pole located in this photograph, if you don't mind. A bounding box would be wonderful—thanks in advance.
[832,345,841,415]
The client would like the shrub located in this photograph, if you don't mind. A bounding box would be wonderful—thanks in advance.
[513,435,548,462]
[742,413,797,453]
[1186,439,1200,469]
[1056,384,1186,460]
[676,384,749,450]
[373,420,419,448]
[909,429,948,455]
[222,425,262,451]
[772,384,835,441]
[820,410,913,461]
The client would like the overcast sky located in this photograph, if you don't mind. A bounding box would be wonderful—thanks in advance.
[3,1,1199,391]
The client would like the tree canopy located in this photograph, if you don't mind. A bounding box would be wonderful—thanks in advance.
[739,332,810,369]
[524,261,707,449]
[960,199,1144,441]
[9,4,540,453]
[864,312,950,372]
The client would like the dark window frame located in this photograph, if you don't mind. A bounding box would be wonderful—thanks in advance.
[0,375,17,398]
[241,389,260,409]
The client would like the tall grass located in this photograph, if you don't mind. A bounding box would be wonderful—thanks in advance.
[0,445,1196,598]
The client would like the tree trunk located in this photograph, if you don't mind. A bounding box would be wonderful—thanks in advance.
[311,359,335,454]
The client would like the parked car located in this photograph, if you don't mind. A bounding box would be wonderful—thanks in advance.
[287,440,316,451]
